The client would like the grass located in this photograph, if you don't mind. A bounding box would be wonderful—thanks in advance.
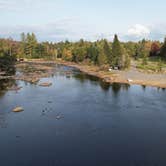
[136,57,166,72]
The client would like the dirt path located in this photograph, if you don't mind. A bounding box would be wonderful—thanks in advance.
[112,61,166,88]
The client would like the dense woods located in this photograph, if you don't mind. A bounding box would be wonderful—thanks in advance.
[0,33,166,74]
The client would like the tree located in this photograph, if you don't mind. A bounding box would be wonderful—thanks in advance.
[18,33,26,58]
[160,38,166,58]
[97,51,108,66]
[25,33,38,58]
[87,44,99,64]
[150,42,160,56]
[62,48,73,61]
[97,39,112,66]
[111,34,123,68]
[157,58,163,72]
[121,46,130,69]
[72,41,88,62]
[103,40,111,63]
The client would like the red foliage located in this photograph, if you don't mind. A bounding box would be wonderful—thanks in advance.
[150,42,160,56]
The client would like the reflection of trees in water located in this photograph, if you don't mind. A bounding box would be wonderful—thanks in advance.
[111,83,121,94]
[111,83,130,95]
[74,73,99,83]
[0,79,16,97]
[157,87,166,92]
[0,56,16,76]
[74,73,130,92]
[162,88,166,91]
[141,85,146,91]
[99,81,110,91]
[0,114,7,128]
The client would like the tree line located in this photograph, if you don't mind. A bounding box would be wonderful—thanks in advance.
[0,33,166,72]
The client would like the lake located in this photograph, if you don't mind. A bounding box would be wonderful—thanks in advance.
[0,64,166,166]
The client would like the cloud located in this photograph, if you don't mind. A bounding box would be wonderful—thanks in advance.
[127,24,150,38]
[0,17,100,42]
[1,19,166,42]
[123,23,166,41]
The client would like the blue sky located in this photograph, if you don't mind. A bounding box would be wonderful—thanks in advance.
[0,0,166,42]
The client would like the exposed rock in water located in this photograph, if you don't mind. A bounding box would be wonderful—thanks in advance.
[8,86,22,91]
[39,82,52,87]
[12,107,24,113]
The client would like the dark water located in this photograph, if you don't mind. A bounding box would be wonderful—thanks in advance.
[0,65,166,166]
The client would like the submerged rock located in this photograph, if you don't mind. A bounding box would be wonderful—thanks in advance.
[39,82,52,87]
[56,114,63,120]
[12,107,24,113]
[8,86,22,91]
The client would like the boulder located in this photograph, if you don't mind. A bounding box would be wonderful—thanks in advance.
[12,107,24,113]
[39,82,52,87]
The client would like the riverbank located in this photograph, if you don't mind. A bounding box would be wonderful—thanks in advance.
[22,59,166,88]
[1,59,165,88]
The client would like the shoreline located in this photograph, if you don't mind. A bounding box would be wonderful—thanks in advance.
[23,59,166,89]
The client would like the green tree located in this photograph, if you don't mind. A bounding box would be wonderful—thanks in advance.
[25,33,38,58]
[111,34,123,68]
[160,38,166,58]
[87,44,99,64]
[157,58,163,72]
[97,51,108,66]
[103,40,111,63]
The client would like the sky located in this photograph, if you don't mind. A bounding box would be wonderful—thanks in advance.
[0,0,166,42]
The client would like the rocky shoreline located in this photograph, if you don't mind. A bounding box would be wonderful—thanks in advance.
[1,60,166,89]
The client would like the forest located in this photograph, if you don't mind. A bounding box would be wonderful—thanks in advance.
[0,33,166,74]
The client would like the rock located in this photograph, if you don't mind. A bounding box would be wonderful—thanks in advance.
[127,79,133,83]
[56,114,63,120]
[12,107,24,113]
[39,82,52,87]
[8,86,22,91]
[30,78,40,84]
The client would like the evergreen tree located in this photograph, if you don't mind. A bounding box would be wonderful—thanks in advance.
[160,38,166,58]
[103,40,111,63]
[25,33,38,58]
[111,34,123,68]
[87,44,99,64]
[19,32,26,58]
[121,46,130,69]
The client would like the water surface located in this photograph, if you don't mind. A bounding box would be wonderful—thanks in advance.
[0,65,166,166]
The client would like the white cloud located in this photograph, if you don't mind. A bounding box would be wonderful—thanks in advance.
[0,18,100,42]
[1,19,166,42]
[127,24,150,37]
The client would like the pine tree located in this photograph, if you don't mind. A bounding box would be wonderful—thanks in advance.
[103,40,111,63]
[97,52,108,66]
[160,38,166,58]
[19,32,26,58]
[87,44,99,64]
[121,46,130,69]
[25,33,38,58]
[111,34,123,68]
